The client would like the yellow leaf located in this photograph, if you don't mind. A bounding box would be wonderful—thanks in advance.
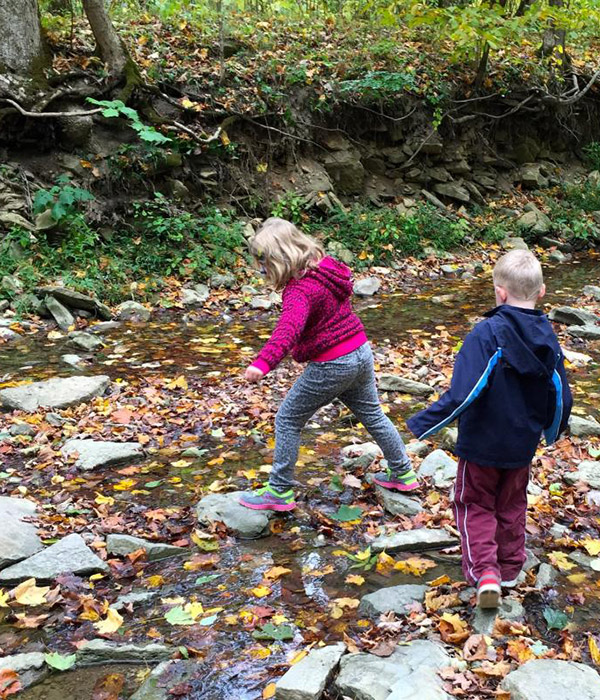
[330,605,343,619]
[589,636,600,665]
[94,608,123,635]
[582,539,600,557]
[146,575,165,587]
[221,131,231,147]
[345,574,365,586]
[256,163,268,173]
[376,552,396,574]
[95,492,115,506]
[167,375,188,390]
[251,585,272,598]
[185,602,205,620]
[247,647,271,659]
[331,597,359,609]
[264,566,292,581]
[171,459,192,468]
[358,251,368,260]
[548,551,576,571]
[429,574,451,586]
[289,648,308,665]
[13,579,49,606]
[0,589,10,607]
[394,556,436,577]
[567,573,588,584]
[113,478,137,491]
[263,683,276,699]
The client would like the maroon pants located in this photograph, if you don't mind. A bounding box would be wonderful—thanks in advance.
[453,458,530,585]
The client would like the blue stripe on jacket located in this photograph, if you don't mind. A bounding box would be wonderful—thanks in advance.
[544,368,564,445]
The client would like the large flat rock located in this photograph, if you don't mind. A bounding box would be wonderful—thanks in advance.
[62,439,144,471]
[196,491,274,539]
[106,534,186,561]
[569,415,600,437]
[500,659,600,700]
[378,375,434,396]
[0,652,48,691]
[77,639,172,665]
[0,497,43,569]
[360,584,427,616]
[275,643,346,700]
[564,461,600,489]
[548,306,599,326]
[418,449,458,488]
[372,528,458,553]
[0,375,110,412]
[130,660,200,700]
[0,533,109,583]
[36,286,112,320]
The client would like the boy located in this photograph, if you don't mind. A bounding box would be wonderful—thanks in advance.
[407,249,572,608]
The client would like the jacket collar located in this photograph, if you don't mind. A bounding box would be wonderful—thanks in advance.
[483,304,543,318]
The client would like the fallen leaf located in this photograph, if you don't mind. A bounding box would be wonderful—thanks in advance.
[263,683,276,699]
[345,574,365,586]
[548,551,576,571]
[438,612,470,643]
[13,579,49,606]
[251,585,272,598]
[263,566,292,581]
[94,608,124,635]
[589,636,600,666]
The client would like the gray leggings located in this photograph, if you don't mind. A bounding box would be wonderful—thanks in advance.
[269,343,412,492]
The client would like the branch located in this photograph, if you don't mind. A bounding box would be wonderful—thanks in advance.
[556,67,600,105]
[0,98,103,118]
[166,121,224,143]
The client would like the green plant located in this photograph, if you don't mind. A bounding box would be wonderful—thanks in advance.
[338,70,418,102]
[583,142,600,171]
[271,192,306,223]
[32,175,94,225]
[87,98,171,144]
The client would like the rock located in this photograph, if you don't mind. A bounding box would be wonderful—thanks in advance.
[77,639,172,665]
[548,523,568,539]
[36,286,112,320]
[536,563,558,589]
[0,328,19,342]
[549,250,569,263]
[323,149,365,195]
[569,415,600,437]
[501,659,600,700]
[46,413,65,426]
[563,349,593,366]
[406,441,430,457]
[564,461,600,489]
[568,550,594,569]
[116,301,151,322]
[336,640,453,700]
[0,497,43,568]
[327,241,354,264]
[1,275,23,295]
[130,660,199,700]
[0,211,36,232]
[35,209,57,231]
[583,285,600,301]
[241,285,259,296]
[586,490,600,508]
[378,375,433,396]
[439,427,458,451]
[0,299,9,312]
[567,325,600,340]
[341,442,382,468]
[193,283,210,302]
[61,354,84,368]
[524,548,541,572]
[502,236,530,251]
[275,643,346,700]
[418,449,458,488]
[181,288,207,306]
[113,589,159,611]
[548,306,599,326]
[106,534,186,561]
[375,485,424,517]
[433,182,470,203]
[354,278,380,297]
[68,331,104,352]
[251,296,272,310]
[372,528,458,553]
[518,164,549,189]
[473,598,525,635]
[62,439,144,471]
[210,272,236,289]
[9,423,36,437]
[0,533,109,583]
[0,375,110,412]
[0,652,48,690]
[196,491,274,539]
[45,295,75,331]
[360,584,427,616]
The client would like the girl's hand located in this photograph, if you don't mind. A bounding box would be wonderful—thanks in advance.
[245,366,265,383]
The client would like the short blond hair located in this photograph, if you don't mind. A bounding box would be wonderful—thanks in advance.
[250,217,324,290]
[493,249,544,301]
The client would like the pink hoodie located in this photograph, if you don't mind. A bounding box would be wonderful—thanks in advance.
[252,257,367,375]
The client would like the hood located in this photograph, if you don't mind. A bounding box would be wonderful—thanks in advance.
[484,305,560,377]
[305,256,354,299]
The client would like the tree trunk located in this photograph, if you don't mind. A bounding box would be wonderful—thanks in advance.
[0,0,47,77]
[81,0,129,77]
[541,0,567,59]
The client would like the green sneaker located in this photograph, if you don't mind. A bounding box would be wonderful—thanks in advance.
[373,468,420,492]
[239,484,296,511]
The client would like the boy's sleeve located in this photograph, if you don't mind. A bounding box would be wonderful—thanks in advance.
[251,290,311,375]
[544,351,573,444]
[406,324,501,440]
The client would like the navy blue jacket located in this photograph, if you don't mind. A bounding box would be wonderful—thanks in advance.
[406,305,573,469]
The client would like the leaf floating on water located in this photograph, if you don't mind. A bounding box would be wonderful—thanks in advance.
[165,606,195,626]
[330,504,362,522]
[263,683,276,699]
[0,669,21,697]
[251,585,272,598]
[548,551,576,571]
[44,652,77,671]
[263,566,292,581]
[543,607,569,630]
[252,623,294,641]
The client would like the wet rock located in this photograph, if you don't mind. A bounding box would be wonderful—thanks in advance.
[563,349,593,366]
[210,272,236,289]
[130,660,200,700]
[418,449,458,488]
[569,415,600,437]
[0,533,109,583]
[113,589,159,611]
[549,250,569,264]
[62,439,144,471]
[341,442,382,469]
[587,490,600,508]
[0,299,10,312]
[335,640,453,700]
[181,288,207,306]
[45,295,75,331]
[36,286,112,320]
[439,427,458,451]
[567,325,600,340]
[518,164,549,189]
[583,285,600,301]
[196,491,274,539]
[548,306,599,326]
[536,563,558,589]
[548,523,568,539]
[563,460,600,489]
[0,497,43,568]
[378,375,433,396]
[89,321,121,334]
[406,441,430,458]
[8,423,36,437]
[116,301,151,322]
[106,534,186,561]
[373,483,424,517]
[275,643,346,700]
[354,278,380,296]
[433,182,470,202]
[0,375,110,412]
[360,584,427,616]
[473,598,525,635]
[524,548,541,572]
[251,296,272,310]
[68,331,103,352]
[1,275,23,295]
[502,236,529,251]
[501,659,600,700]
[61,353,83,368]
[0,652,48,691]
[0,327,19,342]
[77,639,172,665]
[372,527,458,553]
[327,241,354,264]
[568,550,594,569]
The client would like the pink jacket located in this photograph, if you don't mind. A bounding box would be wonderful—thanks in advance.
[252,257,366,375]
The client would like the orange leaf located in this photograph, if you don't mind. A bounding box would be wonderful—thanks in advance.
[0,670,21,698]
[263,683,276,699]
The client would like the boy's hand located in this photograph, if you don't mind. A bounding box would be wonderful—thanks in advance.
[245,366,264,383]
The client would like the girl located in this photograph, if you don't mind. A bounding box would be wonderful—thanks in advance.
[240,217,418,512]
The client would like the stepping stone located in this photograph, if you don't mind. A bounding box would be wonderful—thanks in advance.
[563,349,593,366]
[354,278,380,296]
[45,295,75,332]
[116,301,151,322]
[0,533,109,583]
[473,598,525,635]
[564,461,600,489]
[548,306,599,326]
[61,353,84,368]
[372,528,458,553]
[378,375,434,396]
[370,480,424,517]
[359,584,427,616]
[196,491,274,539]
[275,643,346,700]
[62,439,144,471]
[501,659,600,700]
[536,563,558,589]
[77,639,172,665]
[0,652,48,691]
[569,415,600,438]
[583,285,600,301]
[406,441,430,457]
[418,449,458,488]
[341,442,382,469]
[0,375,110,412]
[335,640,453,700]
[130,660,200,700]
[106,534,186,561]
[36,286,112,320]
[68,331,103,352]
[0,496,43,569]
[568,325,600,340]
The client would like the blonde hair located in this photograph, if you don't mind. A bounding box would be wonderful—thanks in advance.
[493,249,544,301]
[250,217,324,290]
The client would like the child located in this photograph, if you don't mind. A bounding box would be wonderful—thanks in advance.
[407,249,572,608]
[239,217,418,512]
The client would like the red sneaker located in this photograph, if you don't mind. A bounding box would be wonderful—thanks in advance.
[477,570,501,608]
